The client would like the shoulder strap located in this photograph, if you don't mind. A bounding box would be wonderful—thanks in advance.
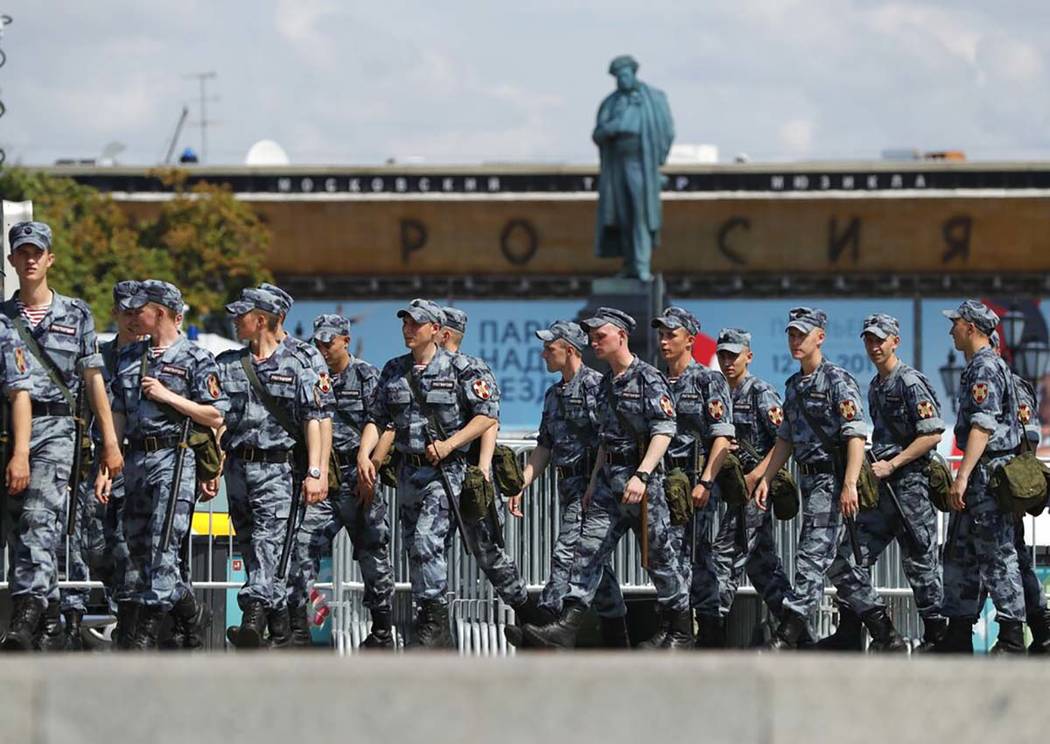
[1004,366,1029,454]
[10,314,75,408]
[870,381,910,448]
[240,350,299,440]
[406,368,448,440]
[796,394,841,460]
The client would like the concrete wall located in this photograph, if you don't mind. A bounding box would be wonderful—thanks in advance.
[2,653,1043,744]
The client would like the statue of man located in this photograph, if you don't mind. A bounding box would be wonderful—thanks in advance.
[593,55,674,281]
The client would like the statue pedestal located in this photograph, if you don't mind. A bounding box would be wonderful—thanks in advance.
[580,275,666,366]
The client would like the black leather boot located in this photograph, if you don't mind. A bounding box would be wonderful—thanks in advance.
[115,601,139,651]
[505,595,554,649]
[766,610,807,651]
[63,610,84,651]
[361,609,395,650]
[288,603,313,647]
[665,609,696,650]
[267,606,292,649]
[414,600,452,649]
[129,606,164,651]
[522,601,587,649]
[816,606,864,651]
[37,601,67,652]
[990,619,1027,655]
[599,615,630,649]
[636,606,671,650]
[931,616,974,655]
[914,617,948,654]
[695,613,726,649]
[172,593,211,650]
[1,595,45,651]
[1026,609,1050,656]
[862,608,907,653]
[227,600,268,649]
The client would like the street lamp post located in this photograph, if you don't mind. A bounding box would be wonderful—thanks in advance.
[940,349,965,413]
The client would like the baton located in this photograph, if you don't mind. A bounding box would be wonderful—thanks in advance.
[866,451,924,554]
[160,417,193,552]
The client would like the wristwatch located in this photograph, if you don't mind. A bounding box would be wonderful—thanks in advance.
[308,466,322,479]
[698,478,714,490]
[633,470,651,484]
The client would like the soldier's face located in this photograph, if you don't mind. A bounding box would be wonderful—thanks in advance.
[717,349,751,381]
[541,340,571,372]
[113,308,137,337]
[657,328,692,361]
[788,327,822,359]
[863,332,899,364]
[132,303,165,336]
[232,311,262,342]
[949,318,971,351]
[10,244,54,281]
[402,317,438,349]
[315,335,349,368]
[589,323,624,360]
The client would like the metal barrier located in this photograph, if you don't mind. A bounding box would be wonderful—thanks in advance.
[2,446,1043,655]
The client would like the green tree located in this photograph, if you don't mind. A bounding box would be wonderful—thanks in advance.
[0,167,272,330]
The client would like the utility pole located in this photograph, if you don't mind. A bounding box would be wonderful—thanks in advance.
[183,71,217,162]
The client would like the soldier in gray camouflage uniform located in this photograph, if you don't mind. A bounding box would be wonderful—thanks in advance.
[291,313,395,649]
[358,300,544,649]
[825,314,943,652]
[1,221,124,652]
[102,280,224,650]
[933,300,1026,654]
[754,307,882,650]
[524,307,691,650]
[217,287,327,649]
[506,320,627,648]
[648,307,734,649]
[710,328,794,637]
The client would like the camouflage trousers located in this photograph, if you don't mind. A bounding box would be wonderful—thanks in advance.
[565,465,688,612]
[942,457,1025,622]
[538,475,626,619]
[4,419,74,602]
[828,462,944,618]
[711,498,792,617]
[123,447,195,611]
[397,457,527,607]
[226,457,293,610]
[978,516,1048,617]
[288,461,394,613]
[669,496,720,615]
[782,471,855,618]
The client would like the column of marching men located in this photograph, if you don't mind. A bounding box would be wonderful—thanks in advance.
[1,218,1047,654]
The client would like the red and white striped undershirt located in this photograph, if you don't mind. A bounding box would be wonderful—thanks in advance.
[16,299,50,328]
[150,345,170,359]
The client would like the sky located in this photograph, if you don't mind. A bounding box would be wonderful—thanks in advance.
[2,1,1049,166]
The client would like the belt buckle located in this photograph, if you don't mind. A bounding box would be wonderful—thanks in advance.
[144,436,158,452]
[245,446,257,463]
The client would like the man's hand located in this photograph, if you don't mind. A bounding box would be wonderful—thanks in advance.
[692,482,711,509]
[425,438,453,466]
[949,472,968,511]
[744,470,761,499]
[199,477,221,502]
[6,451,29,495]
[871,459,896,480]
[94,471,112,505]
[303,475,326,505]
[508,492,524,519]
[141,376,173,405]
[622,475,646,505]
[356,459,382,507]
[99,441,124,478]
[753,479,770,512]
[840,481,859,518]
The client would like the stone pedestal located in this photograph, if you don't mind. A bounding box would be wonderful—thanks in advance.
[580,275,666,366]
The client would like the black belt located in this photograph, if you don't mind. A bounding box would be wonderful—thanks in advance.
[603,450,639,468]
[403,452,430,468]
[334,449,360,469]
[984,448,1018,460]
[796,460,836,476]
[232,446,294,464]
[127,434,183,453]
[556,462,590,480]
[31,401,71,418]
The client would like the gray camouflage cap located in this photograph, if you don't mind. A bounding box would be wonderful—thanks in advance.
[128,279,184,314]
[441,307,468,334]
[259,283,293,316]
[113,280,141,311]
[580,306,636,334]
[225,286,284,317]
[651,306,701,336]
[397,298,445,326]
[536,320,588,352]
[312,313,350,342]
[942,299,999,336]
[9,221,52,252]
[716,327,752,354]
[860,313,901,339]
[785,306,828,334]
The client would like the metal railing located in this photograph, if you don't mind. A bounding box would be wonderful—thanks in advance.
[1,446,1042,655]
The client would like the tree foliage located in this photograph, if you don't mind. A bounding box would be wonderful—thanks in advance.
[0,168,273,330]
